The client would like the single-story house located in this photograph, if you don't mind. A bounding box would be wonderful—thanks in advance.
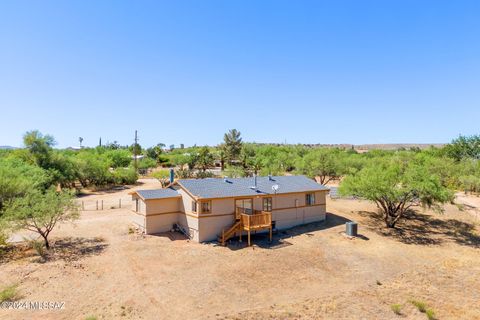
[130,175,328,245]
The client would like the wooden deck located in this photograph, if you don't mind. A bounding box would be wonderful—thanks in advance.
[219,209,272,246]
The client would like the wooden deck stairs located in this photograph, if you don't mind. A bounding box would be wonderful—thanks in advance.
[218,211,273,247]
[218,221,242,246]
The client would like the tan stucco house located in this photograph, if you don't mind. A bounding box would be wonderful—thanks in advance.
[130,175,328,245]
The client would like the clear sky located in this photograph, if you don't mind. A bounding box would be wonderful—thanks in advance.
[0,1,479,148]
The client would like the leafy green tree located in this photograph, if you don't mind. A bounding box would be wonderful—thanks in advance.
[129,142,142,155]
[223,165,246,178]
[4,188,79,249]
[23,130,56,168]
[151,169,171,187]
[339,158,453,228]
[217,147,226,171]
[104,149,132,168]
[0,158,49,211]
[74,153,113,187]
[297,149,343,184]
[186,153,199,170]
[223,129,243,162]
[105,141,121,150]
[137,157,157,170]
[445,135,480,161]
[239,144,263,176]
[146,143,165,162]
[196,146,214,172]
[112,167,138,185]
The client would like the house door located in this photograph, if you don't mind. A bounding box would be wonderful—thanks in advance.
[235,198,253,219]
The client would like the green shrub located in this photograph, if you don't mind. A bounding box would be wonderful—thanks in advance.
[84,316,97,320]
[138,157,157,170]
[113,167,138,185]
[29,239,48,260]
[151,169,170,180]
[0,285,19,302]
[0,222,8,246]
[390,304,402,315]
[104,149,132,168]
[426,308,436,320]
[410,299,427,313]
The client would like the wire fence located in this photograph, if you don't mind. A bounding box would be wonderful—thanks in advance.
[77,196,131,211]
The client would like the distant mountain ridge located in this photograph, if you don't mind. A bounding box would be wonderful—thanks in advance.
[252,143,445,150]
[0,146,18,150]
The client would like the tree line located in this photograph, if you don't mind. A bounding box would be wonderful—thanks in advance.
[1,129,480,249]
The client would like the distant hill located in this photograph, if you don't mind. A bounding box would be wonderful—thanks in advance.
[252,143,445,151]
[0,146,18,150]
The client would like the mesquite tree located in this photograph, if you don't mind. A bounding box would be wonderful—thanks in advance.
[339,158,452,228]
[5,188,79,249]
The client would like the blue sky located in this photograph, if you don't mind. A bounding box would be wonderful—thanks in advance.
[0,1,479,148]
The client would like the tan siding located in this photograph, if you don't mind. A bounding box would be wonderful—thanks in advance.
[145,197,180,215]
[198,215,236,242]
[131,194,146,214]
[178,189,197,215]
[135,187,327,242]
[209,198,235,215]
[145,212,178,234]
[131,213,146,231]
[177,214,200,242]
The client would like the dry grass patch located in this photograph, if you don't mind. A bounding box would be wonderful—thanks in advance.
[0,284,20,303]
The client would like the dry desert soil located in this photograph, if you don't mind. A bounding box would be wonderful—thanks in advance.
[1,179,479,320]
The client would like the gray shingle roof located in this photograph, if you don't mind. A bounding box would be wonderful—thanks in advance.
[136,187,180,200]
[177,175,328,199]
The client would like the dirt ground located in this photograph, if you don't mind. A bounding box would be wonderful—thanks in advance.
[1,179,479,320]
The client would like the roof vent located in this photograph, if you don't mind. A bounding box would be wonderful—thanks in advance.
[250,174,257,189]
[224,176,229,183]
[268,174,273,181]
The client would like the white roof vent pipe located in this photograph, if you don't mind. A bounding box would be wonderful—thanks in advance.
[250,174,257,190]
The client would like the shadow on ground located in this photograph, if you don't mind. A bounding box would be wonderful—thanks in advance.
[357,210,480,248]
[223,212,353,250]
[51,237,109,261]
[0,237,109,264]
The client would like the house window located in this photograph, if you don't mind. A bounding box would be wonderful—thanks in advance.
[306,193,315,206]
[201,201,211,213]
[191,201,197,213]
[262,197,272,212]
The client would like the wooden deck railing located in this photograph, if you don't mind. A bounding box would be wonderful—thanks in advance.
[240,212,272,230]
[235,207,269,219]
[220,209,273,246]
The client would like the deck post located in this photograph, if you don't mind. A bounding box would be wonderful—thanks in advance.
[239,229,242,242]
[269,226,272,242]
[248,230,251,246]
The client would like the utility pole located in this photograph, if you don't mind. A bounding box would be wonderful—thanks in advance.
[134,130,138,173]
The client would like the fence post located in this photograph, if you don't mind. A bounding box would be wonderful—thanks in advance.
[101,200,104,210]
[82,201,84,211]
[96,200,98,210]
[119,199,121,208]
